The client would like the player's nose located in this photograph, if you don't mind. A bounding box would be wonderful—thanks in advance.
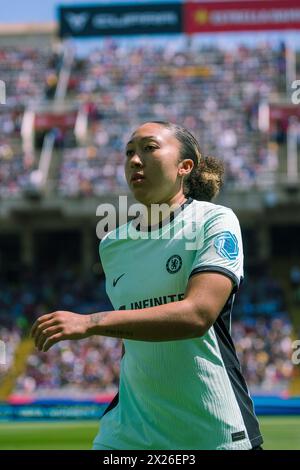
[129,153,143,168]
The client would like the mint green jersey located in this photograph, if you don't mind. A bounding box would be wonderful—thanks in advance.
[92,198,263,450]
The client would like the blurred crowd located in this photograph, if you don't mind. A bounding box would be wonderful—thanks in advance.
[0,269,294,396]
[0,47,61,106]
[0,145,35,198]
[233,318,293,394]
[0,269,110,330]
[0,40,287,198]
[0,326,21,384]
[58,39,284,196]
[58,144,125,197]
[15,336,121,397]
[0,46,62,198]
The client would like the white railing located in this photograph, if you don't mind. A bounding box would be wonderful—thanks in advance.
[38,131,56,188]
[54,42,74,103]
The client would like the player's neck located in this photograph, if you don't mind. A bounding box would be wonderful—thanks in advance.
[140,193,187,230]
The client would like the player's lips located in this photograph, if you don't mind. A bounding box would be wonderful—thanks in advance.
[130,173,146,183]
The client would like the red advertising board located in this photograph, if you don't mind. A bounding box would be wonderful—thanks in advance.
[35,111,77,131]
[184,1,300,34]
[270,104,300,123]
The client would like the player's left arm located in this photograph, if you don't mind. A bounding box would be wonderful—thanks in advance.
[31,271,233,351]
[31,206,243,351]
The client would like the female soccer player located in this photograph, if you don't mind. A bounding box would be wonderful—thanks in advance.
[31,121,263,450]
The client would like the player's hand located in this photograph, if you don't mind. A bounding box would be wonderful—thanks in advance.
[31,311,90,352]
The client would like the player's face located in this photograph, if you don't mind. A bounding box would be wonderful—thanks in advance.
[125,123,182,205]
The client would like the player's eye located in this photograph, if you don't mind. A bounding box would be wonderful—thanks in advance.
[126,149,134,157]
[144,145,157,151]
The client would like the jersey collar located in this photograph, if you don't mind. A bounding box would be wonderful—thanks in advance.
[132,197,194,233]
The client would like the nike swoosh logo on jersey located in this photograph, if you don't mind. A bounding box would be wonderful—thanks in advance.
[113,273,125,287]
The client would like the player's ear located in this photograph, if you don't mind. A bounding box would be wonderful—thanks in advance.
[178,159,194,177]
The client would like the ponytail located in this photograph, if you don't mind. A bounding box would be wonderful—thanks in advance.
[184,155,224,201]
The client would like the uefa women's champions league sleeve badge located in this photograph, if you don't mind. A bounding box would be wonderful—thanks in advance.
[214,232,239,261]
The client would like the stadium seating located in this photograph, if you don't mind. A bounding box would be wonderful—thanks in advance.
[0,41,285,198]
[0,46,62,198]
[58,40,283,195]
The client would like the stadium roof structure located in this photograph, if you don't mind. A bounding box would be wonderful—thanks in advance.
[0,22,56,36]
[0,22,57,47]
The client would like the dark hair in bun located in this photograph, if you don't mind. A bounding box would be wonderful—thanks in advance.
[148,121,224,201]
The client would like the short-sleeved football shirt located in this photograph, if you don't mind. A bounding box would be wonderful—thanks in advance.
[92,198,263,450]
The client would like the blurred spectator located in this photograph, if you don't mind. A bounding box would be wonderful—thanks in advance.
[44,72,58,100]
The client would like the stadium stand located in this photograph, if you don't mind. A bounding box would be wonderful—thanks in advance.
[0,41,289,199]
[56,40,284,194]
[0,46,62,104]
[0,45,63,199]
